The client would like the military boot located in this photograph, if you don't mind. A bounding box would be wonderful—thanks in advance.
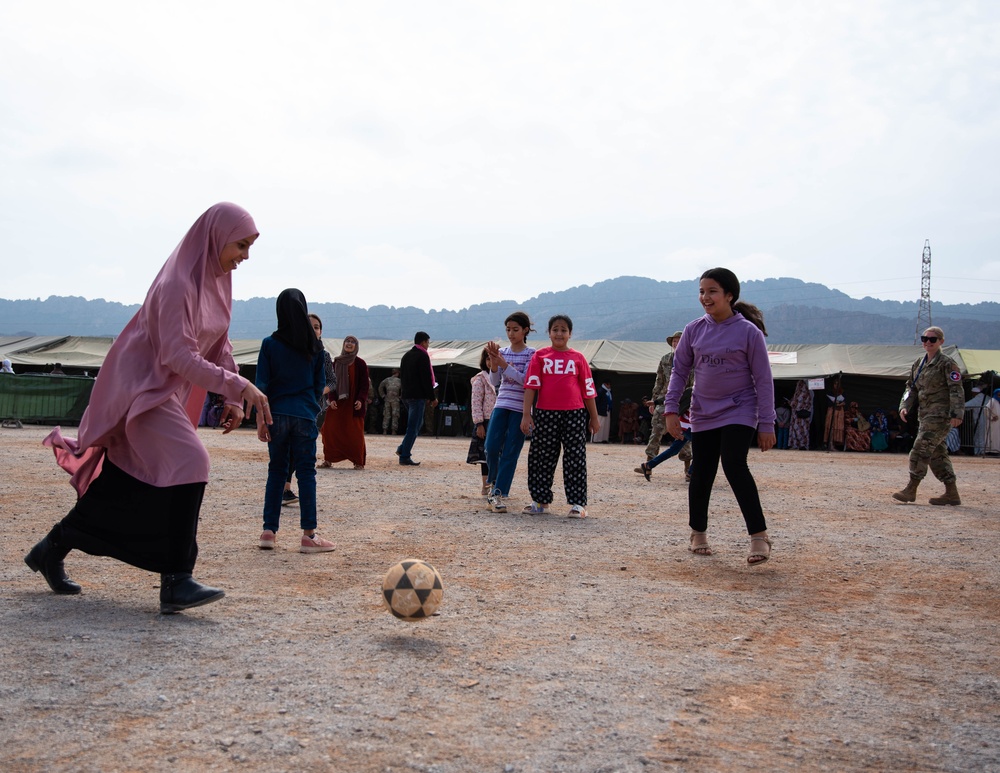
[892,475,920,503]
[929,481,961,506]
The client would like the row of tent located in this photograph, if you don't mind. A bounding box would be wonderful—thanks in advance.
[6,336,1000,447]
[4,335,1000,382]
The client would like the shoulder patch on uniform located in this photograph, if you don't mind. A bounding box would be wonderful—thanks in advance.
[949,370,961,382]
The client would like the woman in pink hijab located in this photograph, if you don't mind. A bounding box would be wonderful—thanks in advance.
[25,203,272,614]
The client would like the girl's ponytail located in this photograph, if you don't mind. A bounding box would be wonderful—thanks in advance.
[734,301,767,336]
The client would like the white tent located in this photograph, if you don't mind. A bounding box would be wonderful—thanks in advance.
[5,335,1000,381]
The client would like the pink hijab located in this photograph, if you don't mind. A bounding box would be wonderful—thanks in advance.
[44,203,258,495]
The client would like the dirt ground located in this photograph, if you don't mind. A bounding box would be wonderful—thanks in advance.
[1,425,998,773]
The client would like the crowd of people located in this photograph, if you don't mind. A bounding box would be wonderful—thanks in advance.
[19,202,987,614]
[771,383,916,455]
[746,381,893,455]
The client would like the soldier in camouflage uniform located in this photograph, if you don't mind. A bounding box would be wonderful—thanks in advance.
[642,331,692,477]
[378,369,402,434]
[644,331,682,459]
[893,326,965,506]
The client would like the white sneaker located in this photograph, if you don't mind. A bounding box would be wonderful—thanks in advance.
[488,489,508,513]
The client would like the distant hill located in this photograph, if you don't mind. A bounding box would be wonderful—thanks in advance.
[3,276,1000,346]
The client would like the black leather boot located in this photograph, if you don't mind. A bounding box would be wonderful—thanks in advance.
[159,573,225,614]
[24,531,81,595]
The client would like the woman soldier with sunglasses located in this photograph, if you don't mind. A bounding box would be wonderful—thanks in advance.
[893,326,966,505]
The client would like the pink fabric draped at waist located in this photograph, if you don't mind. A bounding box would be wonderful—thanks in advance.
[45,391,211,497]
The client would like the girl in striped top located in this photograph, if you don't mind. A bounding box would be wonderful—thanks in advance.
[483,311,536,514]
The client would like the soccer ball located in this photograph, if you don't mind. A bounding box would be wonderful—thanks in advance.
[382,559,444,620]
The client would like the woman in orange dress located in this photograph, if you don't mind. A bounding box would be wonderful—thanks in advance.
[320,336,369,469]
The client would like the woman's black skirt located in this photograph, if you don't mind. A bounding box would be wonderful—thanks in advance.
[57,459,206,574]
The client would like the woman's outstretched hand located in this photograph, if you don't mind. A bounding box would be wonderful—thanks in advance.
[237,382,272,435]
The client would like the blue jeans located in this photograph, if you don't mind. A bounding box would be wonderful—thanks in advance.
[647,429,692,470]
[263,414,318,533]
[484,407,527,496]
[775,426,789,449]
[397,398,425,462]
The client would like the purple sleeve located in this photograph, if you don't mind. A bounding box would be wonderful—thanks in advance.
[747,327,776,432]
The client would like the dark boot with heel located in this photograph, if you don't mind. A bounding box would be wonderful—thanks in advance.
[159,573,225,614]
[24,530,81,595]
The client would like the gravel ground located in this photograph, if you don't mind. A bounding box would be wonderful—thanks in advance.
[2,425,999,773]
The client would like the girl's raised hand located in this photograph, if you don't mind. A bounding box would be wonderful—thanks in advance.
[486,340,505,369]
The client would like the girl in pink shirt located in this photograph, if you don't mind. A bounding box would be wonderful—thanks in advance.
[520,315,600,517]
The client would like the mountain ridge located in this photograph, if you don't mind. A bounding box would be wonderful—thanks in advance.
[3,276,999,347]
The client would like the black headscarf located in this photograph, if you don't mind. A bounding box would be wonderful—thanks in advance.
[272,288,323,357]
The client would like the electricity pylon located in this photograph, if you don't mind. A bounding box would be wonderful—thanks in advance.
[914,239,932,343]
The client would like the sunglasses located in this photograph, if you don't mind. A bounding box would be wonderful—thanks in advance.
[920,336,939,343]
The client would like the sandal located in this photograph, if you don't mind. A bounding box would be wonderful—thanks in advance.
[688,531,712,556]
[318,460,332,468]
[747,534,773,565]
[634,463,651,481]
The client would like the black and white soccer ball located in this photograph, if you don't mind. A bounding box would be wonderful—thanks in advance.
[382,559,444,620]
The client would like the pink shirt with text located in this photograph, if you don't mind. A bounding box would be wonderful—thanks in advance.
[524,347,597,410]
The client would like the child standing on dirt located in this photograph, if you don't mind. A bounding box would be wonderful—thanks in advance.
[484,311,536,514]
[520,314,601,518]
[255,289,334,554]
[663,268,776,564]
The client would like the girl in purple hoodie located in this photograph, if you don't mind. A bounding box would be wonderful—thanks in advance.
[663,268,776,565]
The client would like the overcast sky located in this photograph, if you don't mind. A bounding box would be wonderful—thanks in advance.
[2,1,998,312]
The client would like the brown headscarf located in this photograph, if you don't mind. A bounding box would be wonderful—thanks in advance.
[334,336,359,400]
